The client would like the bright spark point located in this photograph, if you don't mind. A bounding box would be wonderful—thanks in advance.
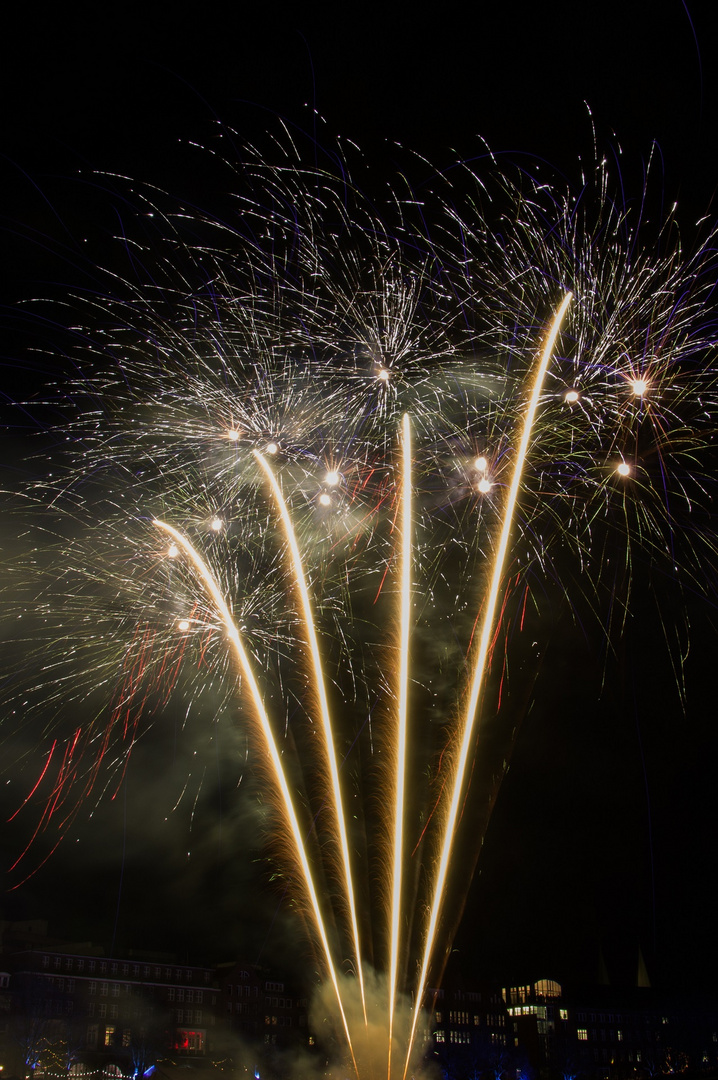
[227,429,241,442]
[210,517,223,531]
[564,389,580,403]
[177,619,190,631]
[474,456,488,472]
[266,441,279,455]
[617,461,631,476]
[631,378,648,396]
[477,478,492,493]
[167,543,179,558]
[325,470,341,487]
[318,492,332,506]
[377,368,390,382]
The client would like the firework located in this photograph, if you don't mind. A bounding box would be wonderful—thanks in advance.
[3,133,718,1078]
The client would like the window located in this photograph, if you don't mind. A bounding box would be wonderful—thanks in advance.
[122,1030,131,1047]
[177,989,185,1002]
[88,1004,96,1017]
[89,961,96,973]
[110,1005,118,1019]
[196,991,203,1004]
[560,1009,568,1021]
[87,1024,98,1048]
[578,1029,588,1041]
[169,988,175,1001]
[100,962,107,974]
[42,955,50,968]
[617,1030,623,1041]
[77,960,84,972]
[122,965,129,976]
[104,1025,115,1047]
[176,1030,205,1053]
[186,990,194,1003]
[101,982,108,996]
[99,1005,107,1019]
[111,984,120,997]
[89,981,97,994]
[111,963,118,974]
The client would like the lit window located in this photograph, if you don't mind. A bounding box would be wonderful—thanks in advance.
[122,1030,131,1047]
[578,1029,588,1041]
[560,1009,568,1021]
[104,1025,115,1047]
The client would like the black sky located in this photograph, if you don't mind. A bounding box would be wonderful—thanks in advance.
[2,1,718,993]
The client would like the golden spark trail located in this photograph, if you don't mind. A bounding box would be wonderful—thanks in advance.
[152,518,360,1076]
[387,415,411,1080]
[253,452,369,1028]
[402,292,573,1078]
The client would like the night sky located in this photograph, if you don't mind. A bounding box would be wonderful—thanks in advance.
[2,2,718,996]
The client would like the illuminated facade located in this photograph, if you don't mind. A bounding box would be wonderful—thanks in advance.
[215,961,309,1049]
[0,931,311,1078]
[423,981,512,1077]
[4,946,217,1076]
[503,978,718,1079]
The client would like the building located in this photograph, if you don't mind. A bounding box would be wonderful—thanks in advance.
[503,977,718,1079]
[2,943,218,1077]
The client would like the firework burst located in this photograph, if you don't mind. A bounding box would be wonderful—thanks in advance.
[3,132,718,1077]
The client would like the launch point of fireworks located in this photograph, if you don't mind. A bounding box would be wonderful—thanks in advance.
[3,132,718,1078]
